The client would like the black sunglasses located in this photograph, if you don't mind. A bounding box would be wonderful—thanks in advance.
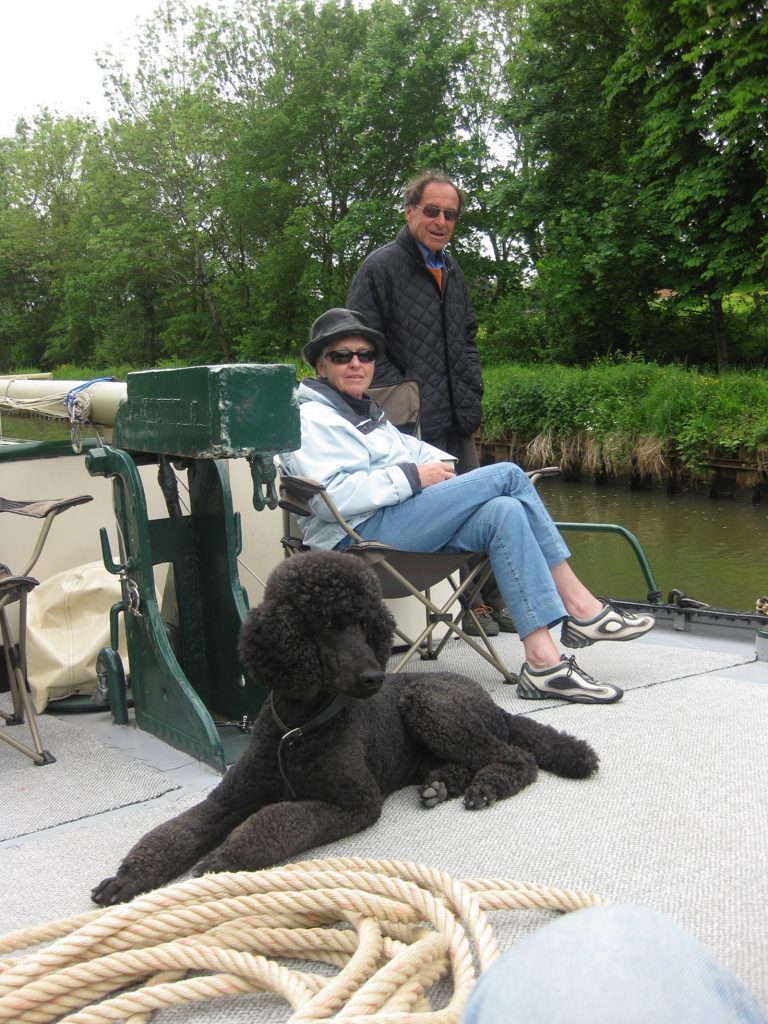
[324,348,377,364]
[413,203,460,222]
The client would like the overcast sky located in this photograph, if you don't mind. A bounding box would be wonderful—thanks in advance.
[1,0,165,136]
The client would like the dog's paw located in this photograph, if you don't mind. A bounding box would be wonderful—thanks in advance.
[192,852,230,876]
[463,784,497,810]
[419,780,448,808]
[91,874,145,906]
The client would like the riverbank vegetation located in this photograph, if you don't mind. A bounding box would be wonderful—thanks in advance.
[1,0,765,377]
[481,360,768,483]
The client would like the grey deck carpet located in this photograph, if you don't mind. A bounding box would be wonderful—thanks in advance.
[0,694,179,840]
[388,632,755,707]
[1,655,765,1020]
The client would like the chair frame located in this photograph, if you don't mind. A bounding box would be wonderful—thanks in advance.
[279,474,519,684]
[0,494,93,765]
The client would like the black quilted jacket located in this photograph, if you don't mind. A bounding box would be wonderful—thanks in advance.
[346,226,483,441]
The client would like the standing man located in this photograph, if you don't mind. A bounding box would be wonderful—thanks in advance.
[347,169,509,637]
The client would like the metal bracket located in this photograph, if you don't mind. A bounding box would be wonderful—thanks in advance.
[121,570,142,617]
[248,455,279,511]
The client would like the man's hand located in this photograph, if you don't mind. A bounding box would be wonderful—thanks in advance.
[418,462,456,488]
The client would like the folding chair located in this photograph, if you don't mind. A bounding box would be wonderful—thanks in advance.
[279,475,519,683]
[0,494,93,764]
[278,378,562,684]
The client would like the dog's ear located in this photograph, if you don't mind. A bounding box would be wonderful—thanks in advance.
[366,601,396,670]
[238,602,323,699]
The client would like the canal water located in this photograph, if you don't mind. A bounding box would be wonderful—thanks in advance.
[540,477,767,613]
[3,414,765,613]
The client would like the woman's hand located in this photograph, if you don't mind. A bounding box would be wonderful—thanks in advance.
[418,462,456,488]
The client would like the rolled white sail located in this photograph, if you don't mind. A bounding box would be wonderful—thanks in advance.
[0,376,127,427]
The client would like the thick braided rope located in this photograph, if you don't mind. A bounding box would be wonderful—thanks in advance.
[0,858,607,1024]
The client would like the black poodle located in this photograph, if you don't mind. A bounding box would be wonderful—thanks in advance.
[92,551,598,905]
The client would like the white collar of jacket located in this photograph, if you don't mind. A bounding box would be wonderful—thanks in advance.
[300,379,387,435]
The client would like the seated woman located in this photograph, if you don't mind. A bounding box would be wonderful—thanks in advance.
[280,308,654,704]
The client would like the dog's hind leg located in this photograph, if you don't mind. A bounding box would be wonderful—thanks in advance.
[461,753,538,808]
[420,753,538,810]
[400,676,544,810]
[419,763,474,807]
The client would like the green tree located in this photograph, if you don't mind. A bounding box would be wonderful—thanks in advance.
[494,0,670,364]
[204,0,498,355]
[1,0,517,370]
[97,0,251,363]
[610,0,768,370]
[0,113,99,370]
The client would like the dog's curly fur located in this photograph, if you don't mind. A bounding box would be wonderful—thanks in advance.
[92,551,598,905]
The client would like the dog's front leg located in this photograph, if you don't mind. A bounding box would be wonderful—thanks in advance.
[92,749,282,905]
[193,798,382,876]
[91,795,251,905]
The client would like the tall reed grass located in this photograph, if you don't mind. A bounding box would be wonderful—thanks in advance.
[481,361,768,478]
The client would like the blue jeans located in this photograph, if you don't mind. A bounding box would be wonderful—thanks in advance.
[461,904,767,1024]
[338,463,571,639]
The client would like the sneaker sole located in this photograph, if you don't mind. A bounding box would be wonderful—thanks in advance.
[516,680,623,705]
[560,620,654,649]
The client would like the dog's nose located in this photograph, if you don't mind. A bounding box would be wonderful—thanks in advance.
[358,668,385,694]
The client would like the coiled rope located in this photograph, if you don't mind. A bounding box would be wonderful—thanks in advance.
[0,857,607,1023]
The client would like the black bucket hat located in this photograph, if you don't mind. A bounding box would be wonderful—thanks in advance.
[302,308,387,368]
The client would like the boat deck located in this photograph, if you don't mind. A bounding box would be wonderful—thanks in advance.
[1,624,766,1020]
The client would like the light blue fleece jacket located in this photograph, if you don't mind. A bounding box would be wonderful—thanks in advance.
[278,379,452,549]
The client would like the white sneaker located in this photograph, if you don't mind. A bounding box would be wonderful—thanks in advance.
[561,603,655,649]
[517,656,623,704]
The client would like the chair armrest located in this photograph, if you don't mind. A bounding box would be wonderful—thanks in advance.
[278,474,363,544]
[278,475,326,517]
[0,494,93,519]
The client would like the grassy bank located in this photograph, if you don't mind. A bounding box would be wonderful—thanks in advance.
[481,360,768,482]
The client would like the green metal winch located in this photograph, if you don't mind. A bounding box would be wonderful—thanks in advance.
[85,364,300,772]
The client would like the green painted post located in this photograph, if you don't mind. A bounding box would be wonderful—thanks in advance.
[555,521,662,603]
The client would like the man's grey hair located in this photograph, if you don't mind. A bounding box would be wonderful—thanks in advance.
[403,169,466,213]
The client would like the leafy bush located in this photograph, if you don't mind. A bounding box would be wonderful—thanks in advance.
[482,360,768,475]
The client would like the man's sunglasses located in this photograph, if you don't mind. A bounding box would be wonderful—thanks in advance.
[413,203,460,222]
[324,348,377,364]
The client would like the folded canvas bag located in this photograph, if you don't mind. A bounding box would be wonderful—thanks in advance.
[25,561,127,711]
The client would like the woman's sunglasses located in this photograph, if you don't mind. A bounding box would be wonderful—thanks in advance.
[413,203,460,222]
[324,348,377,364]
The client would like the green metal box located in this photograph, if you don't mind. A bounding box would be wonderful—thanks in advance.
[112,363,300,458]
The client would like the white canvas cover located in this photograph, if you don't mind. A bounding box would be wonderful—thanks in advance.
[25,561,127,711]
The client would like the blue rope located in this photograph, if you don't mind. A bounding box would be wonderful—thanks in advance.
[65,377,117,418]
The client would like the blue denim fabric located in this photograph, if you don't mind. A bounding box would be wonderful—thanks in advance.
[337,462,571,639]
[462,904,768,1024]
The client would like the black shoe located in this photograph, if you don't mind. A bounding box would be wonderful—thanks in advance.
[491,607,516,632]
[462,605,500,637]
